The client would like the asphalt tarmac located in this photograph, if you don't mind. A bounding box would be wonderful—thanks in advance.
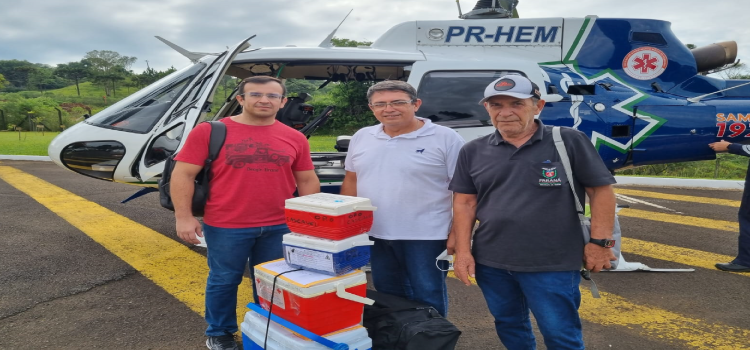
[1,160,749,349]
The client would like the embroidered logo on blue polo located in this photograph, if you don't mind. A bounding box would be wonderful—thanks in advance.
[539,167,562,187]
[416,148,425,154]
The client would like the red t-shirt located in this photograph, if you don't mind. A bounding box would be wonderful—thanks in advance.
[175,118,314,228]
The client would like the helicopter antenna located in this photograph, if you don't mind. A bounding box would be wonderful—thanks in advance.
[460,0,518,19]
[319,9,354,48]
[456,0,463,18]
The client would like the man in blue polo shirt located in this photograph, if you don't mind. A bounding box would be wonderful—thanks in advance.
[341,80,465,317]
[450,74,617,349]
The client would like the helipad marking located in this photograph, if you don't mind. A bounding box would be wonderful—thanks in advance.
[622,237,748,276]
[619,208,738,232]
[615,188,741,207]
[447,272,750,349]
[0,166,253,329]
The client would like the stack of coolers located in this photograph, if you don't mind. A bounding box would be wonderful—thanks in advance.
[241,193,377,350]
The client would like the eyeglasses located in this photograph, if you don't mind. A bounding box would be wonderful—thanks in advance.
[369,100,413,110]
[242,92,284,100]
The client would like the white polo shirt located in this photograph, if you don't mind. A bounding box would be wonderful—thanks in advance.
[344,118,465,240]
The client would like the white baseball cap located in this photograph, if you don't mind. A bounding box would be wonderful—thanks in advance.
[479,75,542,104]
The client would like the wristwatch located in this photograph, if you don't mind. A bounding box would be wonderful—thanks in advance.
[589,238,616,248]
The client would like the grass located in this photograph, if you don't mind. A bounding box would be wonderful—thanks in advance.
[2,132,745,181]
[0,131,336,156]
[0,131,60,156]
[47,82,132,98]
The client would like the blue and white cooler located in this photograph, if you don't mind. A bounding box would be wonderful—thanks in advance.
[241,303,372,350]
[283,233,374,276]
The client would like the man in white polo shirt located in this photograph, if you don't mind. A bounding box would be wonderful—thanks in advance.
[340,80,465,316]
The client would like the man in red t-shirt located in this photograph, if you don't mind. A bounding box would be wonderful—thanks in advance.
[171,76,320,350]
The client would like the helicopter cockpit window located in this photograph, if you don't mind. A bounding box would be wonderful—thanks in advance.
[416,70,523,127]
[85,63,205,134]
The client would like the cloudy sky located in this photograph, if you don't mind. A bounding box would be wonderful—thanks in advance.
[1,0,747,73]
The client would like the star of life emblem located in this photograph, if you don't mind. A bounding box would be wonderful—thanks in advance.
[622,47,668,80]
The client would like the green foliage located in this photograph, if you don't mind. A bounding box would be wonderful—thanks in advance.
[615,153,749,180]
[0,132,61,155]
[310,81,377,135]
[330,37,372,47]
[0,59,37,91]
[0,132,335,156]
[84,50,138,97]
[54,61,91,96]
[0,73,7,89]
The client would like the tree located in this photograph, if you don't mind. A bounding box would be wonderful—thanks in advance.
[0,60,37,90]
[55,61,91,96]
[331,37,372,48]
[84,50,137,96]
[718,62,750,80]
[0,73,7,89]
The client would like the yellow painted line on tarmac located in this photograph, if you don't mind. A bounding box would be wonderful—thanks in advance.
[0,166,253,328]
[580,288,750,350]
[619,208,738,232]
[622,237,749,276]
[448,273,750,349]
[615,188,741,207]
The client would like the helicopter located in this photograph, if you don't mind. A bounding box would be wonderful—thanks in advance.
[48,0,749,197]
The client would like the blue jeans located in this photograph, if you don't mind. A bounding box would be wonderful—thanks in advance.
[475,264,584,350]
[203,223,288,336]
[370,238,449,317]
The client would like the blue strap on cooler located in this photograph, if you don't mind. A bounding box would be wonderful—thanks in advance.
[246,302,350,350]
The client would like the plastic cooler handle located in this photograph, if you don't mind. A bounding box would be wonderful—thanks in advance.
[352,205,377,211]
[336,284,375,305]
[246,302,349,350]
[352,240,375,248]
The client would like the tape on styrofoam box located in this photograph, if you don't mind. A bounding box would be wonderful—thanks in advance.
[254,259,373,335]
[241,307,372,350]
[283,233,373,276]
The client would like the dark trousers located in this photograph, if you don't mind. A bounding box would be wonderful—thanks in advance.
[369,237,449,317]
[736,169,750,266]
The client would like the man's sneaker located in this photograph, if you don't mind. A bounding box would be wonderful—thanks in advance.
[206,334,239,350]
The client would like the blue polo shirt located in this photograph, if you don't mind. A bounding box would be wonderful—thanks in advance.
[449,120,616,272]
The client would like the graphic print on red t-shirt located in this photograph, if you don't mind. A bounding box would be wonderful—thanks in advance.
[174,119,314,228]
[224,138,292,170]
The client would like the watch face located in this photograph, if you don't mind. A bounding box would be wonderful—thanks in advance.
[604,239,616,248]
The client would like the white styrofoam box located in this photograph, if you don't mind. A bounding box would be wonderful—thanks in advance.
[285,193,376,216]
[241,307,373,350]
[283,233,373,275]
[284,233,373,253]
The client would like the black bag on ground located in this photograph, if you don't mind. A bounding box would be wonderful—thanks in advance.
[158,121,226,217]
[363,290,461,350]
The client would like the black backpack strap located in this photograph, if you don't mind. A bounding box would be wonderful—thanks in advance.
[197,121,227,193]
[206,121,227,164]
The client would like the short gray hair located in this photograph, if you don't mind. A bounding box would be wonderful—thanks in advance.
[366,80,417,103]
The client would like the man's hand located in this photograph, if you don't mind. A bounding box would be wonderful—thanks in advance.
[446,229,456,255]
[454,251,476,286]
[176,216,203,245]
[709,140,731,152]
[583,244,616,272]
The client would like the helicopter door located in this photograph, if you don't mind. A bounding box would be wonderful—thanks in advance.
[629,105,717,165]
[135,36,253,182]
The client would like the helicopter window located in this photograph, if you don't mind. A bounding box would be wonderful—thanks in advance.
[416,70,523,127]
[165,58,226,125]
[631,32,667,46]
[85,63,205,133]
[144,123,185,167]
[567,85,596,95]
[611,125,631,138]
